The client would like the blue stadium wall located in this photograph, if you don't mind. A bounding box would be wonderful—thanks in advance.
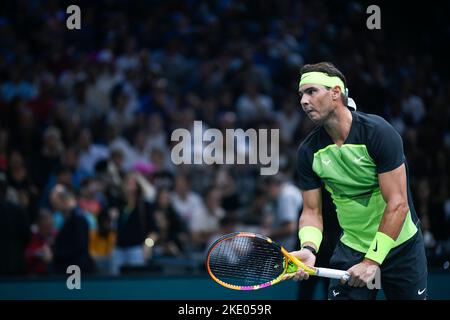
[0,272,449,300]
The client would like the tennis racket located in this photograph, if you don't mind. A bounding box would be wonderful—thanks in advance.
[206,232,350,290]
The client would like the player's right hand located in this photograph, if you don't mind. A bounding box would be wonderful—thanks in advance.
[283,249,316,281]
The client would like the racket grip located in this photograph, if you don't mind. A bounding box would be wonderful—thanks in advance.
[315,267,350,280]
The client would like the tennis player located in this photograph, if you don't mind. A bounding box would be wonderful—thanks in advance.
[290,62,428,299]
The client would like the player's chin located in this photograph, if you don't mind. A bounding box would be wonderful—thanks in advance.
[307,113,323,124]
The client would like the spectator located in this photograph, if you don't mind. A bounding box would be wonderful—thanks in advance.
[0,172,30,275]
[191,188,226,250]
[89,210,116,275]
[262,175,302,251]
[112,174,156,275]
[77,128,109,175]
[214,168,241,217]
[78,177,104,218]
[150,147,175,190]
[107,85,136,133]
[127,130,152,168]
[51,185,93,274]
[27,75,57,123]
[60,147,90,191]
[1,68,37,103]
[275,94,302,145]
[64,79,96,127]
[7,150,39,222]
[35,126,64,189]
[25,209,55,275]
[151,189,188,257]
[171,174,205,231]
[236,83,274,125]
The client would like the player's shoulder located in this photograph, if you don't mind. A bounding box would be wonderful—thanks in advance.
[353,111,396,140]
[353,111,392,129]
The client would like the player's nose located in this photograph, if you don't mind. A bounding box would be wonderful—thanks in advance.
[301,95,310,110]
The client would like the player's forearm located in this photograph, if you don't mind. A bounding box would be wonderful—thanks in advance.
[298,209,323,251]
[378,199,409,240]
[298,209,323,231]
[364,198,409,265]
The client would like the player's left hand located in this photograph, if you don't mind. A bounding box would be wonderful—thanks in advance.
[342,259,379,287]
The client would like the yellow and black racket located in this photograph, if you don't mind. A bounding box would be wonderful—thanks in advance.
[206,232,350,290]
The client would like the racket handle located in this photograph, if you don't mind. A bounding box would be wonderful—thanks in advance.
[283,249,349,280]
[315,267,350,280]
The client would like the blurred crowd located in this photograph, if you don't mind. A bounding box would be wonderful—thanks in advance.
[0,0,449,277]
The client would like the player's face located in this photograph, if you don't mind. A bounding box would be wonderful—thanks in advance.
[299,84,333,124]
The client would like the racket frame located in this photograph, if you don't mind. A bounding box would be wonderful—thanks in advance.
[206,232,349,291]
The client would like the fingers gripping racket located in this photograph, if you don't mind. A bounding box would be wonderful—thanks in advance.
[206,232,350,290]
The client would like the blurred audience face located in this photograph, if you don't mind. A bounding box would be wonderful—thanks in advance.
[219,90,233,109]
[179,108,195,129]
[50,185,64,211]
[134,130,147,150]
[266,181,282,200]
[118,91,129,109]
[111,149,124,169]
[18,107,36,131]
[174,175,189,196]
[148,114,163,134]
[215,169,234,191]
[56,168,72,186]
[150,148,165,169]
[9,151,27,181]
[80,178,100,199]
[245,83,258,98]
[10,150,25,169]
[37,210,54,238]
[123,175,139,197]
[43,127,63,154]
[157,189,171,208]
[205,189,221,211]
[153,78,168,100]
[219,112,237,130]
[78,129,92,150]
[63,147,79,168]
[50,184,76,212]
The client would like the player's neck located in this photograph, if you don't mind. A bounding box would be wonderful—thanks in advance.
[323,106,353,146]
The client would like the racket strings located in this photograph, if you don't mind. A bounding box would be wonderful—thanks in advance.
[208,236,285,287]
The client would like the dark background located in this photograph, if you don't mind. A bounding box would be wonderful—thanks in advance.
[0,0,449,299]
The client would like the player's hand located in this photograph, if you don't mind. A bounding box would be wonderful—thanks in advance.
[283,249,316,281]
[342,258,379,287]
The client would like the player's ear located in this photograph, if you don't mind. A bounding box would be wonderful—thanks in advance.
[331,86,341,101]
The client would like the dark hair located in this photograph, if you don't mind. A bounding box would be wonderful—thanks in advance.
[300,62,346,86]
[300,62,348,104]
